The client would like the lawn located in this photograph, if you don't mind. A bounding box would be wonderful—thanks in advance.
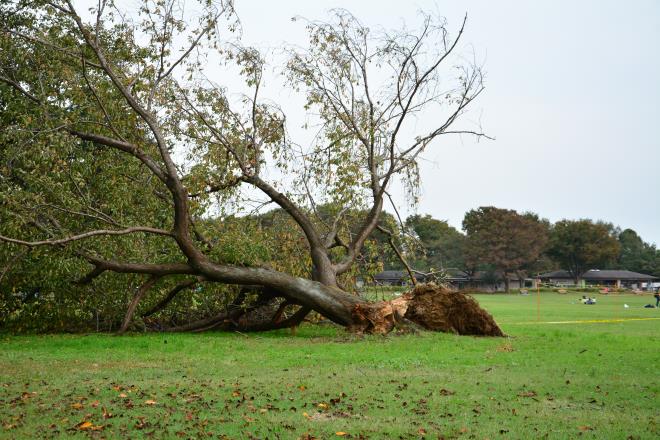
[1,292,658,439]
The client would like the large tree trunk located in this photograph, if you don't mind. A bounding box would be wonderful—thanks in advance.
[183,257,504,336]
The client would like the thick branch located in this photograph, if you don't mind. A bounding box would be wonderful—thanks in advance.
[141,278,200,318]
[244,175,323,249]
[118,275,161,334]
[67,130,168,183]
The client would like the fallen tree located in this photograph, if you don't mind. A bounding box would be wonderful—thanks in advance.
[0,0,498,335]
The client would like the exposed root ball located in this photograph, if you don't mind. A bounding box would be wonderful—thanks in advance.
[403,284,504,336]
[350,283,504,336]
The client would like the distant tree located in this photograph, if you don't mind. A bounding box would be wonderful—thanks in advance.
[405,215,465,271]
[547,219,620,283]
[617,229,660,276]
[462,207,548,292]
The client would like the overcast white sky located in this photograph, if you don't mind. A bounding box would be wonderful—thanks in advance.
[228,0,660,244]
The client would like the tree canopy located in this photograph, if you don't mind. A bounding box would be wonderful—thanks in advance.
[0,0,496,334]
[405,214,465,271]
[546,219,621,282]
[461,207,548,291]
[616,229,660,276]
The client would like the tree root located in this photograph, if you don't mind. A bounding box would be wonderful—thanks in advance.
[349,283,505,336]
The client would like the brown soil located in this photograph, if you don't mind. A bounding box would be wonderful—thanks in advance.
[350,283,505,336]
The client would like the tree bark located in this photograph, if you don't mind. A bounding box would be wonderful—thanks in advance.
[119,275,161,334]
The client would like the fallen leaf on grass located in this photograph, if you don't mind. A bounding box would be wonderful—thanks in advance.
[134,417,147,430]
[144,399,157,405]
[496,342,515,352]
[119,393,128,398]
[317,403,328,410]
[517,391,537,397]
[76,422,92,430]
[70,403,84,410]
[102,407,113,419]
[578,425,593,431]
[75,421,104,431]
[336,432,348,436]
[439,388,455,396]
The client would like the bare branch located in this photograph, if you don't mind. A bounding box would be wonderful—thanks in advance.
[0,226,173,248]
[376,225,416,286]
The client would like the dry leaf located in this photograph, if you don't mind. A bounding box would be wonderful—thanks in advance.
[144,399,157,405]
[336,432,348,437]
[76,421,93,430]
[71,403,84,410]
[102,407,113,419]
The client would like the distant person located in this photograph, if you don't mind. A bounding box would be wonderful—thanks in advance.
[654,290,660,307]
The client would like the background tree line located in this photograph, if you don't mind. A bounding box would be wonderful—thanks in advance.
[392,207,660,288]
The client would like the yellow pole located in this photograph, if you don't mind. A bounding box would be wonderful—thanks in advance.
[536,276,540,322]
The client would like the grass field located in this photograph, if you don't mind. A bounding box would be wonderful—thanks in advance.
[1,292,658,439]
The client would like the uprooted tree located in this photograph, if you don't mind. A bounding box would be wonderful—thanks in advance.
[0,0,502,336]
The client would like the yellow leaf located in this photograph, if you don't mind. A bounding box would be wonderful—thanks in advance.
[76,421,93,430]
[336,432,348,436]
[317,403,328,409]
[119,393,128,398]
[70,403,84,410]
[144,400,157,405]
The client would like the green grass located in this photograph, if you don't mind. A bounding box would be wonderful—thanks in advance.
[1,292,658,439]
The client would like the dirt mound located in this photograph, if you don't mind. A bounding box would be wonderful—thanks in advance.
[350,283,504,336]
[403,284,504,336]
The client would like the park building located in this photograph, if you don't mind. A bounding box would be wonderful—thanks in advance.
[538,269,657,290]
[371,268,658,292]
[371,269,534,291]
